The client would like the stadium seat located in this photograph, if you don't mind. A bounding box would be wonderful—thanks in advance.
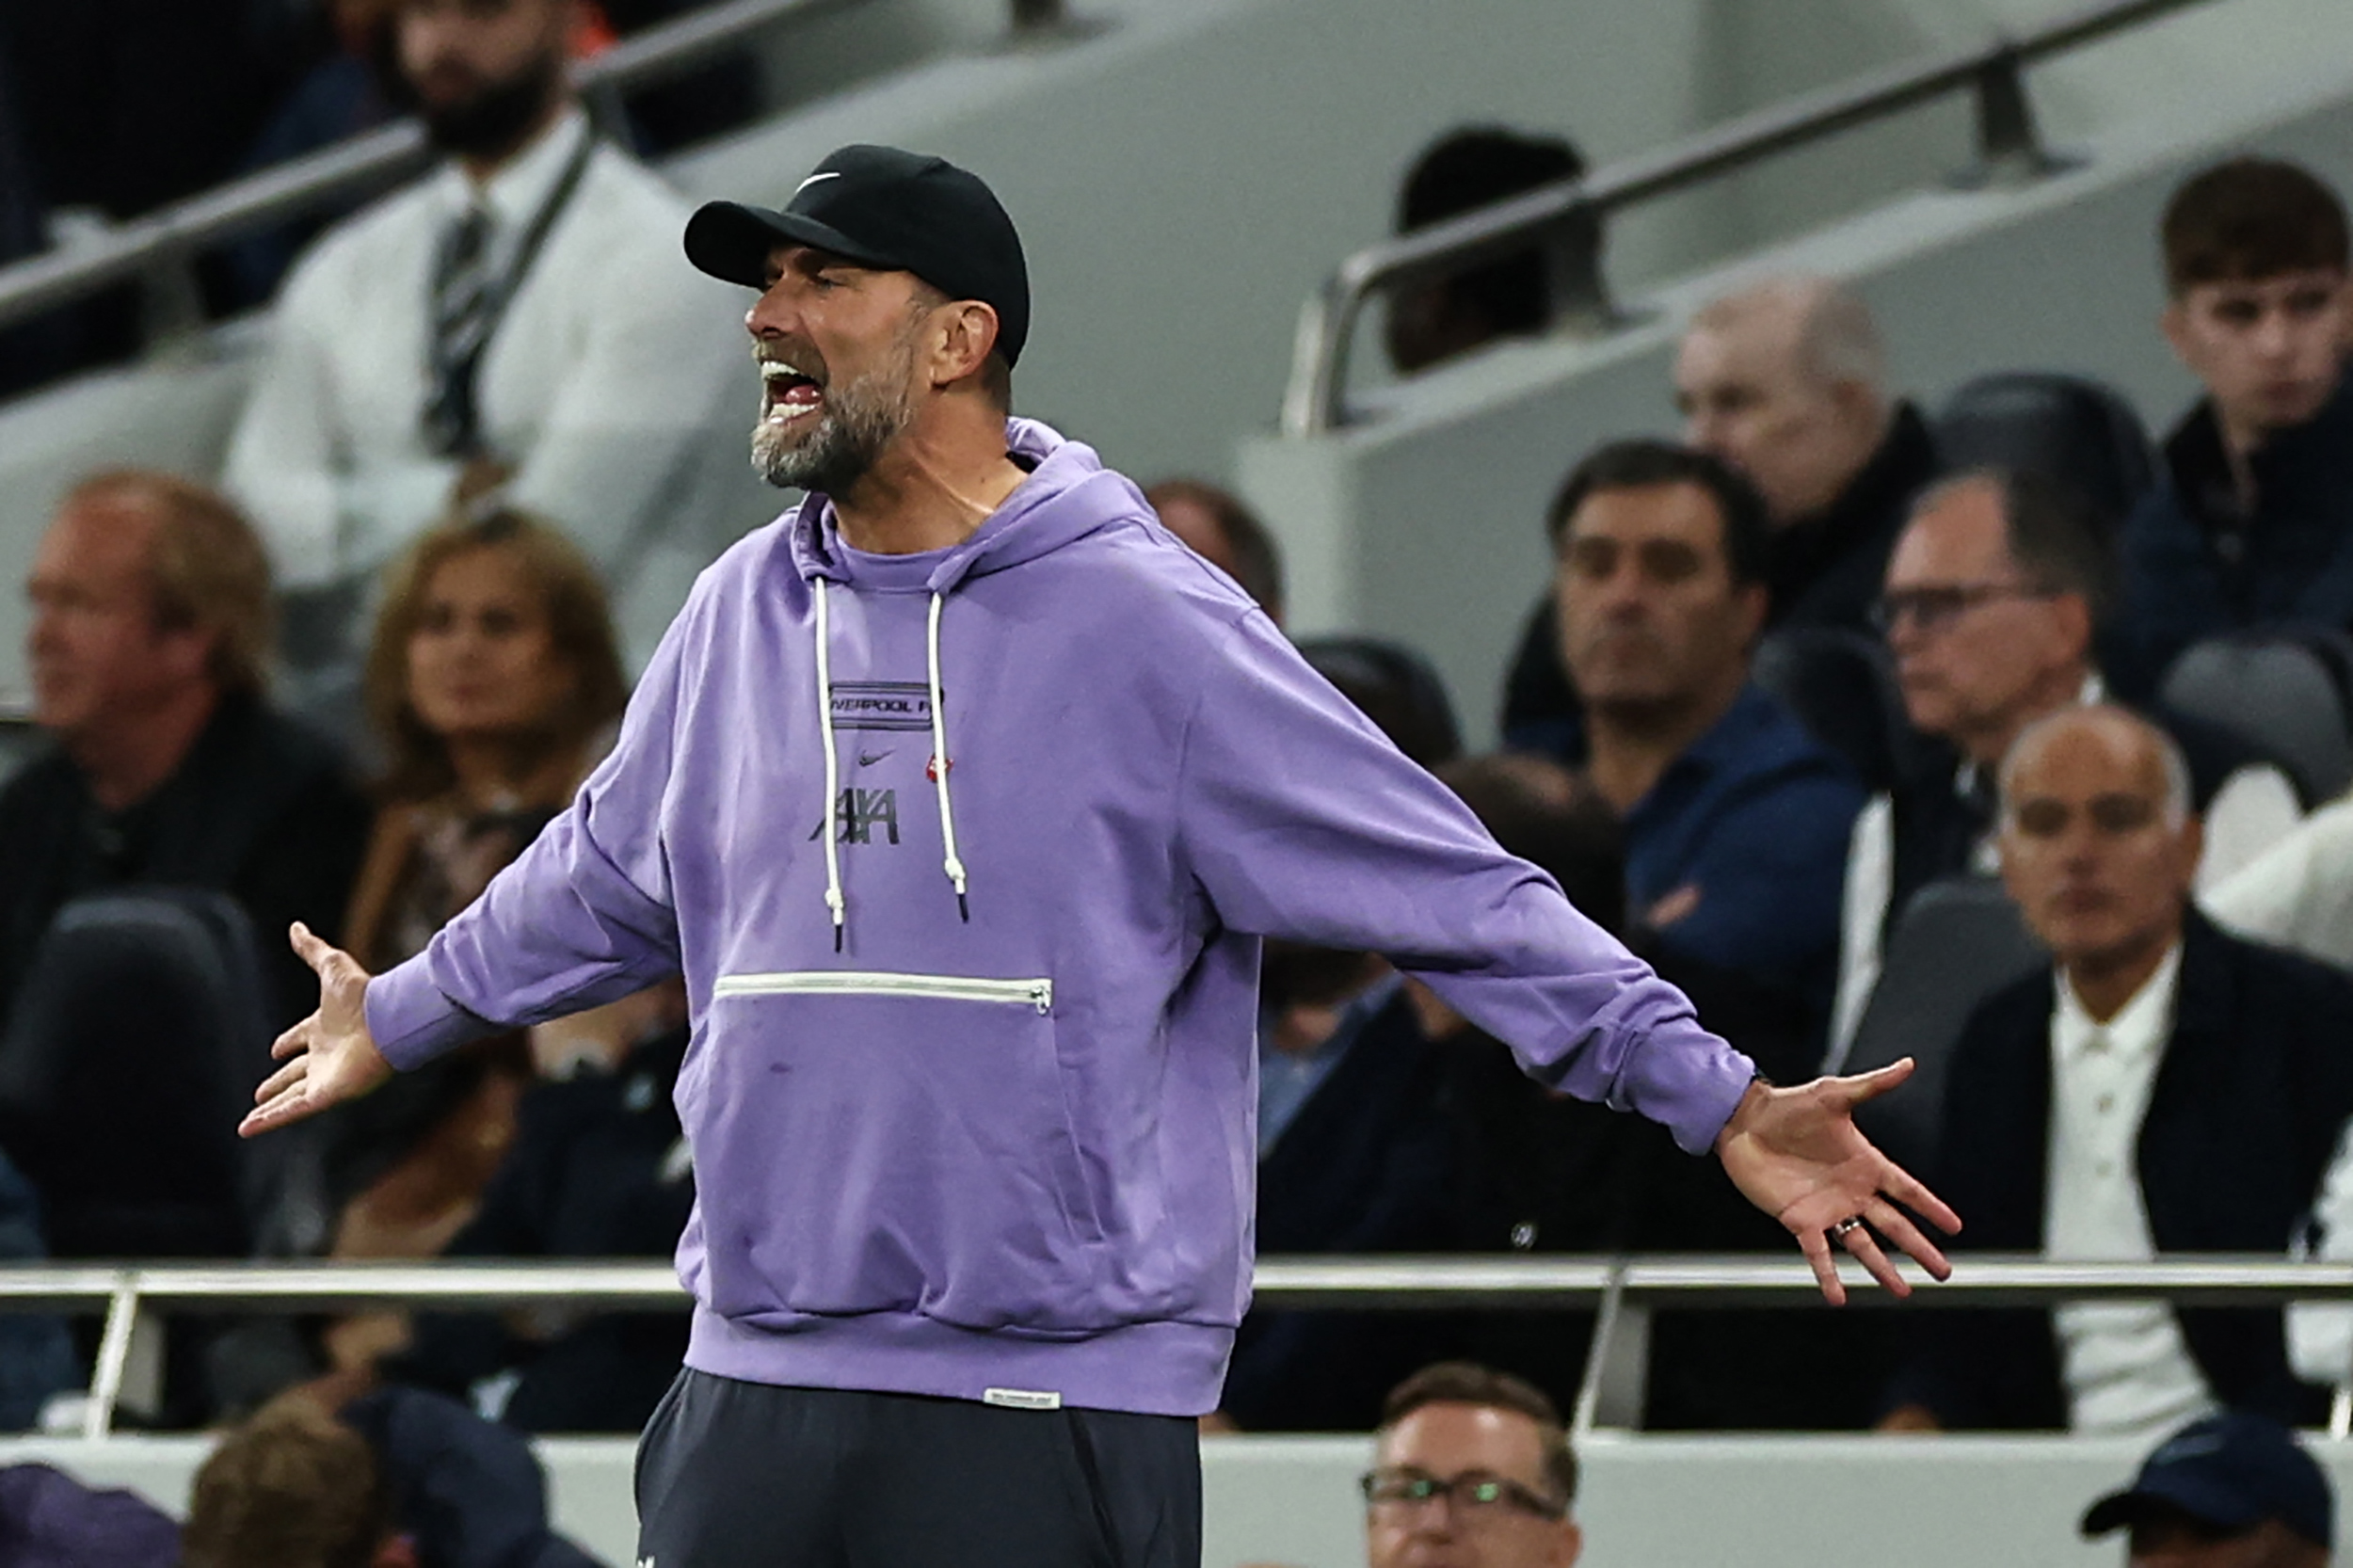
[2159,632,2353,807]
[0,890,284,1259]
[1933,371,2156,525]
[1845,876,2044,1177]
[1749,625,1919,792]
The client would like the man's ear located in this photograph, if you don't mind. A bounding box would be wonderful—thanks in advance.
[374,1533,421,1568]
[152,622,216,690]
[1733,580,1769,648]
[932,301,1002,392]
[2159,298,2194,371]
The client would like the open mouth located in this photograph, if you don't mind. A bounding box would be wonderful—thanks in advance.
[760,360,824,424]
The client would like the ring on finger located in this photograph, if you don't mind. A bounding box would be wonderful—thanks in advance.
[1831,1216,1866,1239]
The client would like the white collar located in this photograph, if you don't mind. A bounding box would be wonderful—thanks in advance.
[2055,939,2184,1063]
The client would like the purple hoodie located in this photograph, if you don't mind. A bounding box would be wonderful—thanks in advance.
[364,418,1757,1416]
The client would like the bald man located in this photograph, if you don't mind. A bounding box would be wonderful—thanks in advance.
[1883,707,2353,1434]
[1674,276,1941,630]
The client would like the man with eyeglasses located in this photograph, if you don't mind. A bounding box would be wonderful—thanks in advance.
[1362,1362,1583,1568]
[1881,706,2353,1434]
[1828,470,2300,1059]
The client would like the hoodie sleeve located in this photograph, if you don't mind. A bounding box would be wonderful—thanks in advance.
[1175,612,1755,1155]
[364,609,691,1071]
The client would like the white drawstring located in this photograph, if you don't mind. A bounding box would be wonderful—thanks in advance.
[812,578,847,950]
[927,591,970,921]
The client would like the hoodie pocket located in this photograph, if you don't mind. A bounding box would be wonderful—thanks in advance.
[697,969,1114,1334]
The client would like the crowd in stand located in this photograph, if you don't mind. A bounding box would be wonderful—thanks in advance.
[1,5,2352,1555]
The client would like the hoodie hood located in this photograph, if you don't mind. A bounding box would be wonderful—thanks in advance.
[785,418,1146,597]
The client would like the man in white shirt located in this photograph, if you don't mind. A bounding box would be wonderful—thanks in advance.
[224,0,745,676]
[1881,705,2353,1433]
[1829,468,2301,1060]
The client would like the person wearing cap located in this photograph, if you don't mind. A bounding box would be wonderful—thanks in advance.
[224,0,746,683]
[2082,1411,2333,1567]
[241,143,1959,1568]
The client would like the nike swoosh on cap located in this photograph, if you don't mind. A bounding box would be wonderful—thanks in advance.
[794,171,842,196]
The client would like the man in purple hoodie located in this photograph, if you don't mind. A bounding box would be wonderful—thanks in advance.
[242,144,1960,1567]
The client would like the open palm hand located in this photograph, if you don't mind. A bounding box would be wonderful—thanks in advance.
[239,922,393,1139]
[1715,1059,1961,1304]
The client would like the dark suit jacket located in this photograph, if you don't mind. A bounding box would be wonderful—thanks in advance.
[1222,990,1459,1431]
[1894,909,2353,1429]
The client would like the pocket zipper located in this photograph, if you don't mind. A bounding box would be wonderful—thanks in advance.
[713,969,1054,1015]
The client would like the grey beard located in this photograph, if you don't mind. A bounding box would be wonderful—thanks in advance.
[752,373,915,497]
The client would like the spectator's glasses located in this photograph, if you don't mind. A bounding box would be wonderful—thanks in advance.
[1359,1467,1566,1522]
[1868,582,2057,636]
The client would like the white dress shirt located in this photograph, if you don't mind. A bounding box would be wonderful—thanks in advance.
[1826,673,2303,1065]
[2043,943,2218,1436]
[224,108,753,669]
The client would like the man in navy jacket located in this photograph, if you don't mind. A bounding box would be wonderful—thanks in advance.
[2110,157,2353,696]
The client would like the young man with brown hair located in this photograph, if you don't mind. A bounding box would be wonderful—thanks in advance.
[2111,157,2353,694]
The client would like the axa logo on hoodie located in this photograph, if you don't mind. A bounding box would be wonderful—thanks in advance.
[810,788,899,844]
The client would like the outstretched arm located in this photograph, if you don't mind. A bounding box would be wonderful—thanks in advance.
[1714,1058,1961,1303]
[241,923,394,1138]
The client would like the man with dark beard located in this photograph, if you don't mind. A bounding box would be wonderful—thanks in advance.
[226,0,743,683]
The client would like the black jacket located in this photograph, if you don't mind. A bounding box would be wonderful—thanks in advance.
[1222,991,1458,1432]
[1767,400,1942,633]
[0,692,369,1035]
[1893,909,2353,1429]
[2109,366,2353,698]
[393,1027,695,1433]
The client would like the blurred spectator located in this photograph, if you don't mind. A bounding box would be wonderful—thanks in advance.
[225,0,744,686]
[1145,478,1287,626]
[1217,637,1463,1432]
[1533,439,1863,1064]
[2080,1411,2331,1568]
[0,472,369,1038]
[0,1464,179,1568]
[183,1384,600,1568]
[1830,469,2301,1056]
[1675,276,1941,632]
[1385,126,1591,376]
[2207,787,2353,968]
[2110,158,2353,696]
[387,1015,691,1432]
[318,510,659,1377]
[1885,707,2353,1433]
[1408,754,1631,1416]
[1361,1362,1583,1568]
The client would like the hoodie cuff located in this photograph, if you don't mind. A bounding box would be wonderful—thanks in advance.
[365,956,500,1072]
[1632,1015,1759,1156]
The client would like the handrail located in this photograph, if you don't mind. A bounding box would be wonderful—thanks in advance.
[0,0,865,342]
[1278,0,2224,436]
[16,1256,2353,1436]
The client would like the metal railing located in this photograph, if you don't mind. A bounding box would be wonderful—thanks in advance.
[0,0,1091,349]
[13,1256,2353,1439]
[1278,0,2224,436]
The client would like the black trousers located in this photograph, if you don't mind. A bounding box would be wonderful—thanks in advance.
[634,1371,1202,1568]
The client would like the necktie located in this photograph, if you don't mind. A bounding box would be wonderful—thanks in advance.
[422,204,496,457]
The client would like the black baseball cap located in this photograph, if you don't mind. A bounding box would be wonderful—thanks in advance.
[2081,1412,2333,1549]
[683,144,1030,367]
